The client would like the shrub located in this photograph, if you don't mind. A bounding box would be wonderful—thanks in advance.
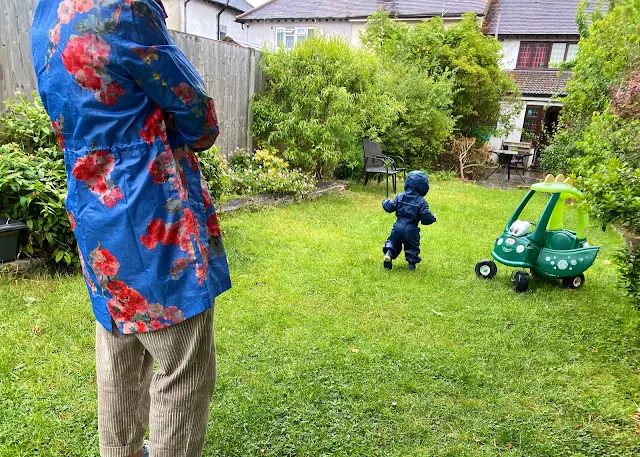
[361,11,518,139]
[617,247,640,308]
[539,130,583,174]
[197,145,230,201]
[545,0,640,305]
[0,143,76,267]
[0,92,61,155]
[252,35,400,178]
[379,65,455,165]
[228,147,316,197]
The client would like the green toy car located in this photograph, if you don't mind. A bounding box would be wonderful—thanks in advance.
[475,174,600,293]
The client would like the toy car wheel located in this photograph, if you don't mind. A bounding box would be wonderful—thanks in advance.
[513,270,530,293]
[562,274,585,289]
[475,260,497,279]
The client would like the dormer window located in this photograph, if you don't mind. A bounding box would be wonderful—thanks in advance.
[516,42,578,69]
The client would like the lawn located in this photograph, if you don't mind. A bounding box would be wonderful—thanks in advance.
[1,180,639,457]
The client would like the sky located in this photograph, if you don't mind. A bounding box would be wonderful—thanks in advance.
[248,0,269,6]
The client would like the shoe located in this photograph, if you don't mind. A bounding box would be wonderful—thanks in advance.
[142,440,150,457]
[383,253,392,270]
[408,263,416,271]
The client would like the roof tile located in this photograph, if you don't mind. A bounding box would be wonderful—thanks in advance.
[510,70,571,96]
[238,0,489,22]
[485,0,583,36]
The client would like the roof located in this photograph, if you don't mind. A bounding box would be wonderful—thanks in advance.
[485,0,583,36]
[207,0,253,13]
[237,0,490,23]
[509,70,571,96]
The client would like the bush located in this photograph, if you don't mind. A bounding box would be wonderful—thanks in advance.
[545,0,640,305]
[539,130,583,174]
[228,147,316,197]
[0,143,76,267]
[252,35,400,178]
[362,11,518,139]
[197,145,230,201]
[0,92,61,156]
[379,65,455,165]
[617,247,640,308]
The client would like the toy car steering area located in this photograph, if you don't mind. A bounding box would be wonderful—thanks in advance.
[475,174,600,293]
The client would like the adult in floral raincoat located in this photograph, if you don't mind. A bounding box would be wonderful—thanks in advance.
[31,0,230,456]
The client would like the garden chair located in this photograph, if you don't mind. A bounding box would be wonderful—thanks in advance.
[362,137,407,197]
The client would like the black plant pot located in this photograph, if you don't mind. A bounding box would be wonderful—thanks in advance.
[0,218,28,262]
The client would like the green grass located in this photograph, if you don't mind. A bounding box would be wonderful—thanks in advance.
[1,180,639,457]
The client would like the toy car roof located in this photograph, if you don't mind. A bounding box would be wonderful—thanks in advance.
[531,174,583,198]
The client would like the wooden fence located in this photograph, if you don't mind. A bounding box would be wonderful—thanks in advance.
[0,0,264,155]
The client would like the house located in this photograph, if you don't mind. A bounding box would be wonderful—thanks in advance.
[236,0,492,49]
[485,0,583,167]
[236,0,584,167]
[162,0,254,44]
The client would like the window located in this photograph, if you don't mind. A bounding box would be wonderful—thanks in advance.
[276,27,315,49]
[219,25,227,41]
[521,105,543,142]
[516,41,579,69]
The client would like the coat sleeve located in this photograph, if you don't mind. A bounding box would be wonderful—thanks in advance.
[117,0,218,151]
[419,200,437,225]
[382,196,398,213]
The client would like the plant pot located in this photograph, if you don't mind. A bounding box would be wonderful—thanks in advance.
[0,218,27,262]
[618,226,640,251]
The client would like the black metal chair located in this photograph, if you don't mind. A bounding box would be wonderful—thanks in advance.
[362,138,407,197]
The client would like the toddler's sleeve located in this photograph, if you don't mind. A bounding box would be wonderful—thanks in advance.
[117,0,218,151]
[419,200,437,225]
[382,197,398,213]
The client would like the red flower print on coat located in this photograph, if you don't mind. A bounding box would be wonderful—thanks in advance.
[205,98,218,129]
[87,245,185,334]
[172,82,196,105]
[73,0,94,14]
[97,82,126,106]
[52,115,65,150]
[141,208,212,283]
[62,34,125,106]
[57,0,77,24]
[72,150,124,208]
[78,248,97,294]
[206,213,221,238]
[49,23,62,47]
[148,146,188,201]
[140,107,168,144]
[67,210,77,231]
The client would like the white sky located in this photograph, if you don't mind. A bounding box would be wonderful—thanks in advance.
[248,0,269,6]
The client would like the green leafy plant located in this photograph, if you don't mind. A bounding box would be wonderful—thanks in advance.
[228,147,316,197]
[361,11,519,141]
[252,35,400,178]
[0,143,76,267]
[197,145,230,202]
[616,247,640,308]
[0,92,61,156]
[544,0,640,305]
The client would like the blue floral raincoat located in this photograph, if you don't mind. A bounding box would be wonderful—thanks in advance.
[31,0,231,334]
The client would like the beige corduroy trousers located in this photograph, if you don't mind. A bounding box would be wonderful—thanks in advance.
[95,308,216,457]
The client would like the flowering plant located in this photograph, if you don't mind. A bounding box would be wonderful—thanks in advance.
[228,147,315,197]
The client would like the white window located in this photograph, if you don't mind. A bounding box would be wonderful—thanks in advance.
[219,25,227,41]
[276,27,315,49]
[548,43,567,67]
[566,43,578,62]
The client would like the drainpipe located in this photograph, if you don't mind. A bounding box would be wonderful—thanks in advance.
[184,0,192,33]
[217,0,231,40]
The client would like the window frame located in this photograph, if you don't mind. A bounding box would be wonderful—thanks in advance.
[275,26,316,49]
[219,25,227,41]
[515,41,579,70]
